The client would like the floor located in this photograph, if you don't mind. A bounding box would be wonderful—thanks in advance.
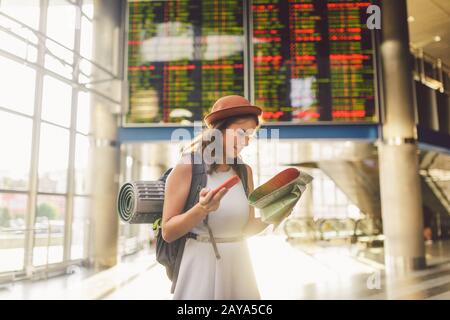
[105,235,450,300]
[1,235,450,300]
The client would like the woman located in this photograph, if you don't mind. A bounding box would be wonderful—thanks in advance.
[161,95,271,300]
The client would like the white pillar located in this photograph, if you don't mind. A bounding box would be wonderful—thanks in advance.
[88,0,124,269]
[378,0,426,279]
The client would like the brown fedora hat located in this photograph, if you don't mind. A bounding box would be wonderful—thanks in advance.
[204,95,263,127]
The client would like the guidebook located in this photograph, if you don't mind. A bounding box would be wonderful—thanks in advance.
[248,168,313,226]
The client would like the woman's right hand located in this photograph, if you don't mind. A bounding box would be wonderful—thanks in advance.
[197,187,228,216]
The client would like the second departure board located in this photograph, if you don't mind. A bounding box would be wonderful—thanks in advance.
[127,0,245,124]
[126,0,377,125]
[252,0,376,122]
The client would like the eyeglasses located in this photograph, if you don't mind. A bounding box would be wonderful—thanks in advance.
[234,128,258,139]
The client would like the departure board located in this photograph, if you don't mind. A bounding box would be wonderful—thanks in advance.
[252,0,376,122]
[126,0,377,125]
[127,0,245,124]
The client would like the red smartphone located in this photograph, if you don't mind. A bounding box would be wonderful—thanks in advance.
[211,175,240,196]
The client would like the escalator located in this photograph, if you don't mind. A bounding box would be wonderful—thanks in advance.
[295,149,450,239]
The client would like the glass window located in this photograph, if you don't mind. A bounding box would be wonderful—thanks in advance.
[44,54,74,80]
[76,91,91,134]
[71,196,89,260]
[312,177,322,210]
[80,16,93,60]
[74,134,90,195]
[44,41,74,79]
[78,72,90,85]
[0,56,36,115]
[335,188,347,206]
[444,72,450,93]
[41,75,72,127]
[0,9,39,45]
[119,224,140,256]
[38,123,70,193]
[82,0,94,20]
[424,60,436,80]
[0,111,32,191]
[0,192,27,273]
[0,0,40,30]
[412,54,420,79]
[33,195,65,266]
[46,0,76,49]
[0,28,38,63]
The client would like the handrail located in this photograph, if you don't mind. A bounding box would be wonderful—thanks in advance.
[425,175,450,212]
[411,47,450,74]
[422,153,450,213]
[284,217,383,242]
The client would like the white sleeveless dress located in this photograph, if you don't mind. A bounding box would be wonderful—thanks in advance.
[172,166,261,300]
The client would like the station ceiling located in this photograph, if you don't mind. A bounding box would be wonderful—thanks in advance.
[408,0,450,66]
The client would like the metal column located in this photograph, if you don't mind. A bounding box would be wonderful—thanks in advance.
[89,0,123,269]
[378,0,426,280]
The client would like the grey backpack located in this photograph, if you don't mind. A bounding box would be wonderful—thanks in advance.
[155,151,249,294]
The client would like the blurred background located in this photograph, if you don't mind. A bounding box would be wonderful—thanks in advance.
[0,0,449,300]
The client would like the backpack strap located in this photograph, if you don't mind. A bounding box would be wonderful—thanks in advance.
[170,151,208,294]
[182,151,206,211]
[236,163,249,198]
[189,151,221,259]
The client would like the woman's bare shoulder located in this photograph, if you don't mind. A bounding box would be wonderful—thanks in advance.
[178,152,192,164]
[168,153,193,180]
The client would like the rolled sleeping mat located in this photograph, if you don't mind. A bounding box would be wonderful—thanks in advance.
[117,181,165,224]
